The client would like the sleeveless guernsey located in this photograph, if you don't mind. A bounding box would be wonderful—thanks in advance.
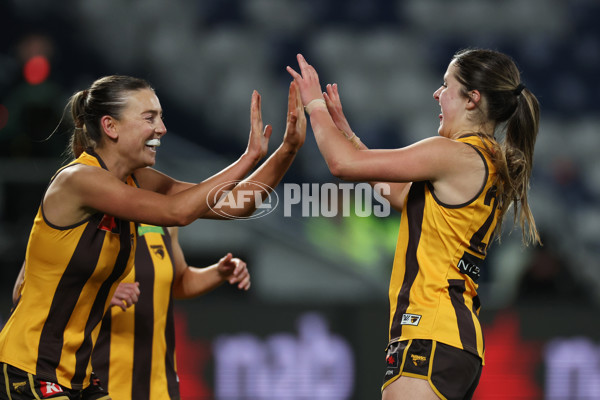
[387,134,499,360]
[92,225,179,399]
[0,151,136,390]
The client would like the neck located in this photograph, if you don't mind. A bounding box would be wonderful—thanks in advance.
[93,147,132,182]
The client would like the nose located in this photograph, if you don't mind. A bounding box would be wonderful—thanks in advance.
[433,86,442,101]
[157,119,167,136]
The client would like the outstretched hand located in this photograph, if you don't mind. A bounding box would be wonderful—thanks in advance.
[286,54,325,107]
[282,81,307,151]
[217,253,251,290]
[110,282,140,311]
[247,90,273,161]
[324,83,355,139]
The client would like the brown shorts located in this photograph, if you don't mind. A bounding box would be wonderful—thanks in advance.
[0,363,110,400]
[382,339,482,400]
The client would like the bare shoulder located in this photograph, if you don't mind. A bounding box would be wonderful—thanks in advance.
[43,164,110,226]
[429,138,489,205]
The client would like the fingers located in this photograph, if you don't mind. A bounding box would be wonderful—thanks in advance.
[286,54,317,83]
[263,124,273,140]
[288,80,296,110]
[221,252,233,264]
[251,90,263,127]
[111,282,140,311]
[326,83,340,104]
[226,258,251,291]
[286,65,301,81]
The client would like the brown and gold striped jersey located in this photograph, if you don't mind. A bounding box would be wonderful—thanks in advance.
[388,134,499,360]
[92,225,179,399]
[0,151,136,390]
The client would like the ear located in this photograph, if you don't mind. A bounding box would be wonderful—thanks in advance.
[100,115,118,140]
[466,90,480,110]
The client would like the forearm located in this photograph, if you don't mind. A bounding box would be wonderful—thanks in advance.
[210,142,299,218]
[309,107,360,177]
[172,265,225,299]
[171,151,261,223]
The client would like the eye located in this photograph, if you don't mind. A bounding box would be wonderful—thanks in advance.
[442,82,447,88]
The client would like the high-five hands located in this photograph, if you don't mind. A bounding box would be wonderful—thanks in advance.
[247,90,273,161]
[286,54,326,109]
[282,81,307,151]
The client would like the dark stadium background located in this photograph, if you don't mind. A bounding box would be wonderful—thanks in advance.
[1,1,599,398]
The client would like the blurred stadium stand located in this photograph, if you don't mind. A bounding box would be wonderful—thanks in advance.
[1,0,599,398]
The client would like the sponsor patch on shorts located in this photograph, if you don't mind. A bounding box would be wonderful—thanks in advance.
[400,313,422,326]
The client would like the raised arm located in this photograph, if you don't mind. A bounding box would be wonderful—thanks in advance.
[203,80,306,218]
[287,54,480,210]
[169,227,251,299]
[323,83,411,211]
[43,91,272,228]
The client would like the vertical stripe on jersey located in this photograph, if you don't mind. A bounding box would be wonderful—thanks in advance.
[72,218,132,387]
[472,294,484,353]
[35,219,108,384]
[448,279,477,353]
[92,314,112,388]
[390,182,426,339]
[132,234,155,400]
[163,233,180,399]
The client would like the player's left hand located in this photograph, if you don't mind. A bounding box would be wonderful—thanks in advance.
[217,253,251,290]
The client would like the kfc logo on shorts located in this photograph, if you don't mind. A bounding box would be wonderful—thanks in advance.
[400,313,422,326]
[39,381,64,397]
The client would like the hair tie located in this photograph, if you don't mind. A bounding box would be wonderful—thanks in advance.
[513,83,525,96]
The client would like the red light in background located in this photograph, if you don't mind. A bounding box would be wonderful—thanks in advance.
[23,55,50,85]
[0,104,8,130]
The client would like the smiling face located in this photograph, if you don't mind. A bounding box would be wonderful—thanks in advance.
[112,88,167,168]
[432,60,470,139]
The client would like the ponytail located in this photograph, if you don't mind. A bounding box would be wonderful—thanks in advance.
[453,48,541,245]
[499,87,540,245]
[67,89,94,159]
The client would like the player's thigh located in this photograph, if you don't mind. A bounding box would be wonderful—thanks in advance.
[382,375,440,400]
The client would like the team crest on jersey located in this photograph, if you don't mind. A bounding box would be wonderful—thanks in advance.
[39,381,64,397]
[151,244,165,259]
[400,313,422,326]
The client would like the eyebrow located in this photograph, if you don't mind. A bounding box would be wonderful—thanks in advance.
[141,109,162,117]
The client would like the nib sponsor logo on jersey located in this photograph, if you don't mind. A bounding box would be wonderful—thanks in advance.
[207,180,278,220]
[400,313,421,326]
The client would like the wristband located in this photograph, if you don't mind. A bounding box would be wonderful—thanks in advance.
[304,99,327,115]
